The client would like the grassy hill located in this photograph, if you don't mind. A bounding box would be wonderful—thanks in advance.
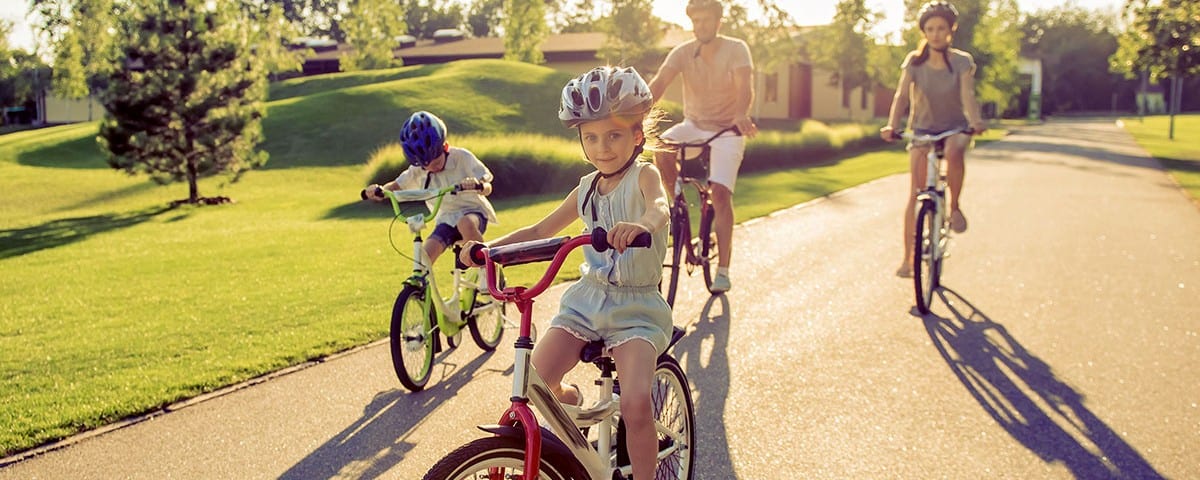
[0,59,578,457]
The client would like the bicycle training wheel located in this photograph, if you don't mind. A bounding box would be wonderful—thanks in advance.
[699,207,720,293]
[617,355,696,480]
[390,285,435,391]
[422,437,586,480]
[467,268,507,351]
[663,205,687,308]
[913,203,940,314]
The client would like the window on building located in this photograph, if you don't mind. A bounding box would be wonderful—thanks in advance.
[764,73,779,103]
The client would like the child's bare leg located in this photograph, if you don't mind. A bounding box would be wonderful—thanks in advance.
[457,214,485,243]
[423,238,447,266]
[610,339,659,480]
[530,328,586,405]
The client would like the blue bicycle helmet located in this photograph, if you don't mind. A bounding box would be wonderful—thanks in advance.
[399,111,448,167]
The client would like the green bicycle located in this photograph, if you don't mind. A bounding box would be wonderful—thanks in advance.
[363,184,508,391]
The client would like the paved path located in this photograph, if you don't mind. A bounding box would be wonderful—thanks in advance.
[3,118,1197,479]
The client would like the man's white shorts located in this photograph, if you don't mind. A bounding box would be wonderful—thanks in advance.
[661,120,746,193]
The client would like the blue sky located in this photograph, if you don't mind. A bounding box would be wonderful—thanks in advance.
[3,0,1126,53]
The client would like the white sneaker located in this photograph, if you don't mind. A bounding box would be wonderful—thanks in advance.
[710,272,731,293]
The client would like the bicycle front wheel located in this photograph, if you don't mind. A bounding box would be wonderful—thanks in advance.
[391,285,435,391]
[699,206,719,293]
[662,205,687,308]
[913,202,940,314]
[468,268,507,351]
[423,437,587,480]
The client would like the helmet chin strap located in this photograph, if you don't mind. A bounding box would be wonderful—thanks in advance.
[580,144,644,221]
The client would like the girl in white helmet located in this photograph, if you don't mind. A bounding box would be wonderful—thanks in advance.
[462,66,671,480]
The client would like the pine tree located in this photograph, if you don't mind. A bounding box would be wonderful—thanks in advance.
[97,0,268,205]
[503,0,548,64]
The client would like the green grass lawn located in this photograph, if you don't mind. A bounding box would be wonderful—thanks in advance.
[1120,114,1200,204]
[0,59,1000,457]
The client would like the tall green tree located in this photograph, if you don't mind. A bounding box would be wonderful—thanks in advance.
[97,0,269,205]
[502,0,547,63]
[549,0,599,33]
[404,0,465,39]
[2,21,52,125]
[722,0,800,79]
[243,3,311,81]
[597,0,662,70]
[1022,5,1130,114]
[1111,0,1200,139]
[32,0,118,105]
[971,0,1020,114]
[804,0,879,119]
[339,0,406,71]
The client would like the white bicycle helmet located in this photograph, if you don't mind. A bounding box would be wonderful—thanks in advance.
[559,66,654,129]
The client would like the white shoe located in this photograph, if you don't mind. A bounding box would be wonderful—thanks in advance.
[710,273,731,293]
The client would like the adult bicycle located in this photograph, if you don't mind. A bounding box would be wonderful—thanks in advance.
[361,184,508,391]
[660,126,741,307]
[423,228,695,480]
[894,128,974,314]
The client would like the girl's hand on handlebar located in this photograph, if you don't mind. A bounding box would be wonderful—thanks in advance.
[607,222,651,253]
[460,240,485,267]
[880,126,898,142]
[734,116,758,138]
[969,121,987,136]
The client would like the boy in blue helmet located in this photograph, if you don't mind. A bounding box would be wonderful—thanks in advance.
[365,111,499,267]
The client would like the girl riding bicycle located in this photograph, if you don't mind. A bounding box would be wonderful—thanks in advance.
[365,111,498,268]
[880,1,986,278]
[461,66,671,480]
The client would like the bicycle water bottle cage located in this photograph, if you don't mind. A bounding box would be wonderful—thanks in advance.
[679,145,711,180]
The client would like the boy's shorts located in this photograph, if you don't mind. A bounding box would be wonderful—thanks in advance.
[429,212,488,246]
[550,276,673,355]
[661,120,746,193]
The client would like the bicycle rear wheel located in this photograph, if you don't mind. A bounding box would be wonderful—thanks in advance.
[699,205,719,293]
[467,268,507,351]
[390,285,435,391]
[423,437,586,480]
[662,203,687,308]
[913,202,940,314]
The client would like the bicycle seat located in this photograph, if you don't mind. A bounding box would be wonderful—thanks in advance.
[580,340,607,364]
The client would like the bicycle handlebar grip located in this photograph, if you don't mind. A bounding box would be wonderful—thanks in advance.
[590,227,652,252]
[360,188,368,200]
[468,243,487,265]
[361,186,384,200]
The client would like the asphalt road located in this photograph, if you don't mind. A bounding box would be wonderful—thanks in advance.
[2,118,1197,479]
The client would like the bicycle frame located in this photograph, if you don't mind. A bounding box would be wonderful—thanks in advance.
[904,128,968,255]
[382,186,499,338]
[475,232,686,480]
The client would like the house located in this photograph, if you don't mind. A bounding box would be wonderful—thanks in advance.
[299,29,892,123]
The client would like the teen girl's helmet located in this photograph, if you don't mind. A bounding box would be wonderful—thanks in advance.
[559,66,653,129]
[686,0,723,18]
[399,111,448,167]
[918,1,958,29]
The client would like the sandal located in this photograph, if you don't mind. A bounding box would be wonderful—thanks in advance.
[950,209,968,233]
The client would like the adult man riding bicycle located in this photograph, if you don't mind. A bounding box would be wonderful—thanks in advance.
[648,0,758,293]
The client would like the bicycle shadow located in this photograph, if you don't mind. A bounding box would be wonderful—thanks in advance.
[672,294,736,479]
[277,350,496,480]
[921,286,1164,479]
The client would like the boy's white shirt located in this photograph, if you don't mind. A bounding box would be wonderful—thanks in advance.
[393,146,499,226]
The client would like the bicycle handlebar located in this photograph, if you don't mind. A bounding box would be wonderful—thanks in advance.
[662,125,742,148]
[891,127,976,143]
[471,227,652,301]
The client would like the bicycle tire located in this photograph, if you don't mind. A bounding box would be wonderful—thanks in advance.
[663,203,687,308]
[390,285,435,391]
[468,268,507,351]
[699,205,719,293]
[616,355,696,480]
[913,202,940,314]
[423,436,587,480]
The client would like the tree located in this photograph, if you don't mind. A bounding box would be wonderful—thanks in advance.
[1022,5,1131,115]
[242,3,311,81]
[404,0,465,39]
[549,0,600,33]
[97,0,269,205]
[803,0,878,119]
[2,21,52,126]
[32,0,118,107]
[722,0,800,81]
[502,0,547,64]
[597,0,662,71]
[339,0,407,71]
[971,0,1021,114]
[1111,0,1200,139]
[466,0,504,37]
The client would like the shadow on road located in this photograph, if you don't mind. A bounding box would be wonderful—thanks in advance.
[921,286,1164,479]
[672,294,736,479]
[278,351,495,480]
